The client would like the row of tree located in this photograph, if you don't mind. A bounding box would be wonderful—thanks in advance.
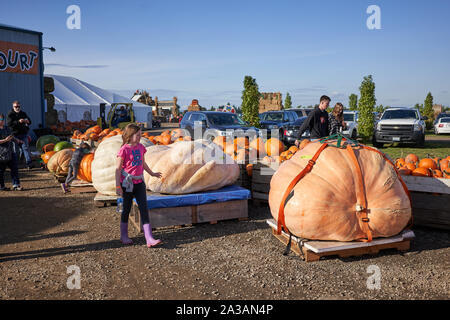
[240,74,446,141]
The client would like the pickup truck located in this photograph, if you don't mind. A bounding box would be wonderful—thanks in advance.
[372,108,427,148]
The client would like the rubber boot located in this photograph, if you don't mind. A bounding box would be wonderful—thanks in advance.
[120,222,133,245]
[143,224,161,247]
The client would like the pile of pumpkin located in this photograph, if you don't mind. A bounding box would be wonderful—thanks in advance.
[211,136,310,164]
[38,134,94,182]
[72,126,124,143]
[141,129,192,145]
[396,154,450,178]
[50,120,97,134]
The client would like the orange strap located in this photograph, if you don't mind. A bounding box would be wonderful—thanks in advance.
[276,142,329,234]
[346,145,373,242]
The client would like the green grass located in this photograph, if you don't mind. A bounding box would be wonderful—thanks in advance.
[365,141,450,160]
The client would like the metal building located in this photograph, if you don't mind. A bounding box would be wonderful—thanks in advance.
[0,24,44,130]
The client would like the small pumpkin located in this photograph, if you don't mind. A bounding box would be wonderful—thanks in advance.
[439,159,449,172]
[234,137,249,150]
[412,167,432,177]
[395,158,406,169]
[418,158,437,170]
[405,154,419,165]
[405,163,416,171]
[265,138,285,157]
[432,169,443,178]
[249,137,266,157]
[398,167,412,176]
[288,146,299,154]
[246,163,253,177]
[299,139,311,150]
[41,151,56,164]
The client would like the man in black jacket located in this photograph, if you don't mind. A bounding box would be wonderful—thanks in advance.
[295,95,331,146]
[7,101,33,169]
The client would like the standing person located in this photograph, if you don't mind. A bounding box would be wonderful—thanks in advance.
[328,102,347,135]
[294,95,331,146]
[0,113,23,191]
[7,101,33,169]
[61,142,92,194]
[116,123,163,247]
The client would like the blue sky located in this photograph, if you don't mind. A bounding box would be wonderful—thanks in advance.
[2,0,450,109]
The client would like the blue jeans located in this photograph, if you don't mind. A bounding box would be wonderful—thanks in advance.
[0,152,20,187]
[121,182,150,225]
[14,134,32,166]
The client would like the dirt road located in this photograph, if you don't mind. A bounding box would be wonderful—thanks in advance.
[0,168,449,300]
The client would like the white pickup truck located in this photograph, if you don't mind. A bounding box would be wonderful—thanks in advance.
[342,111,358,140]
[372,108,427,148]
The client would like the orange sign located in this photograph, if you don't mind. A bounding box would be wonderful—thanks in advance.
[0,40,39,74]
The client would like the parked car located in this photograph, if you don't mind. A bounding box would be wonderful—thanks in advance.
[342,111,358,139]
[434,117,450,135]
[434,112,450,125]
[290,108,315,118]
[180,111,258,140]
[258,110,299,139]
[372,108,427,148]
[283,116,310,146]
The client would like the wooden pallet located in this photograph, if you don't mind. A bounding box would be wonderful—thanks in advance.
[130,198,248,232]
[266,219,415,262]
[94,192,117,207]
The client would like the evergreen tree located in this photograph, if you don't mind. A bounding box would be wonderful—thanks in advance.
[423,92,434,129]
[284,92,292,109]
[349,94,358,111]
[241,76,261,128]
[357,75,376,141]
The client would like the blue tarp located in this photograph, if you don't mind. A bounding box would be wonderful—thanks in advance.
[117,185,251,210]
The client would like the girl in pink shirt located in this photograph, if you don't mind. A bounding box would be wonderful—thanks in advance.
[116,124,162,247]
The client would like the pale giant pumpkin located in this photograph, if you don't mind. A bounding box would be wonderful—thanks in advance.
[91,135,154,195]
[269,140,412,242]
[143,140,239,194]
[47,149,74,175]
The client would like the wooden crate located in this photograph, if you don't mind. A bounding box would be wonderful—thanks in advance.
[402,175,450,231]
[266,219,414,262]
[251,162,278,203]
[130,199,248,232]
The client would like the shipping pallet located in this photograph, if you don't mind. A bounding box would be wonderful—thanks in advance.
[130,199,248,232]
[266,219,415,262]
[69,180,96,194]
[94,192,117,207]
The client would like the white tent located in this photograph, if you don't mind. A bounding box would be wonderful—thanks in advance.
[45,74,153,127]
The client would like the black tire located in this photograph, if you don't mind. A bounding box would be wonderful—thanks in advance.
[416,134,425,147]
[372,138,383,148]
[351,130,357,140]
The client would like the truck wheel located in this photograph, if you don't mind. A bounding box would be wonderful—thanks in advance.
[372,138,383,148]
[351,130,357,140]
[416,134,425,147]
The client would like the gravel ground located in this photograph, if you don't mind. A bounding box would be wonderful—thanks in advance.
[0,167,449,300]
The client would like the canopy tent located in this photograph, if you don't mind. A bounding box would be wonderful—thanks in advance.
[45,74,153,127]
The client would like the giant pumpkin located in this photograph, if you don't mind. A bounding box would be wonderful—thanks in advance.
[91,135,153,195]
[47,149,74,175]
[143,140,239,194]
[269,140,411,242]
[77,153,95,182]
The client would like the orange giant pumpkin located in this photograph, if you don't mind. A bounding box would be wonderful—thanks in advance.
[269,140,411,241]
[47,149,74,175]
[77,153,95,182]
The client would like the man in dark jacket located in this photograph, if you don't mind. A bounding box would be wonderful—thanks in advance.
[295,95,331,145]
[7,101,33,169]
